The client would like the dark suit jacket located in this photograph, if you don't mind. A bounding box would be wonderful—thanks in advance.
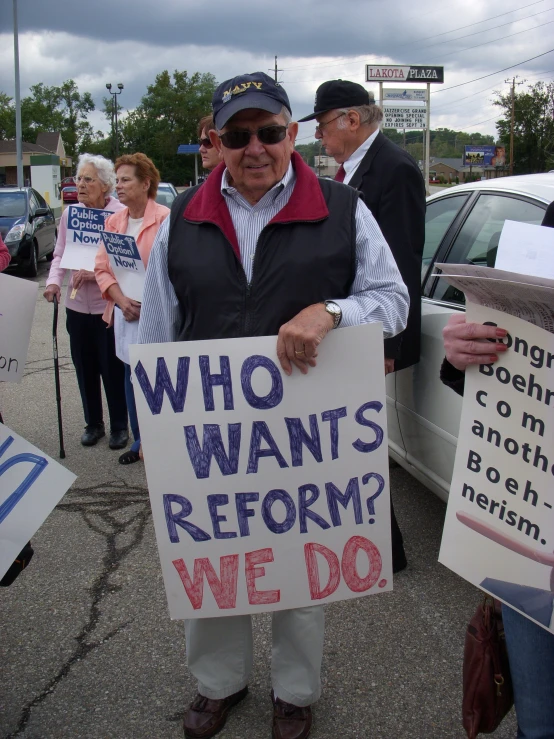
[349,132,426,370]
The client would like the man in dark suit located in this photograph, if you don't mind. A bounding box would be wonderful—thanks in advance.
[300,80,426,572]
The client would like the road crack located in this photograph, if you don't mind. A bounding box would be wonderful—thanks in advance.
[6,482,152,738]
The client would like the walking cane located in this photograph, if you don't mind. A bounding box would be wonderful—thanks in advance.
[52,295,66,459]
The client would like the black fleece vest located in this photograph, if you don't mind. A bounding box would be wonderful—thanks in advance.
[167,178,358,341]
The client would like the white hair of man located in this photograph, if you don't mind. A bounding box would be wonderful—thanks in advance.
[77,153,116,191]
[336,104,383,129]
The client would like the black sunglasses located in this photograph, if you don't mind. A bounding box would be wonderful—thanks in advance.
[199,137,213,149]
[219,124,288,150]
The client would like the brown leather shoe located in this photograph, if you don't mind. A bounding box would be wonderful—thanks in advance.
[272,693,312,739]
[183,686,248,738]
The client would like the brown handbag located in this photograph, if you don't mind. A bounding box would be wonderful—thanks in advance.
[462,595,514,738]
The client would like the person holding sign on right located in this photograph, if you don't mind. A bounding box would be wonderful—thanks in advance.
[95,153,169,465]
[441,198,554,739]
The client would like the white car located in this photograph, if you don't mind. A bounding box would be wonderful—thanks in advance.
[155,182,178,208]
[387,173,554,501]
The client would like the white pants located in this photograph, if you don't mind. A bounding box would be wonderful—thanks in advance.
[185,606,324,707]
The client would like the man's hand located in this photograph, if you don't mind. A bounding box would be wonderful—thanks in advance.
[277,303,334,376]
[118,296,141,322]
[43,284,61,303]
[443,313,507,372]
[72,270,96,290]
[384,358,395,375]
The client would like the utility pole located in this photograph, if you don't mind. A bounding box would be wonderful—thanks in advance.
[270,56,283,83]
[505,76,524,176]
[106,83,124,160]
[13,0,23,188]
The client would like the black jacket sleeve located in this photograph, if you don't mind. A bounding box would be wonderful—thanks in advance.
[541,201,554,228]
[440,357,465,396]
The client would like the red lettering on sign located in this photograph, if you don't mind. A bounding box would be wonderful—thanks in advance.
[245,548,280,605]
[304,542,341,600]
[172,555,238,609]
[341,535,382,592]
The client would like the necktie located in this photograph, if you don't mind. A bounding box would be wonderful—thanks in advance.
[334,165,346,183]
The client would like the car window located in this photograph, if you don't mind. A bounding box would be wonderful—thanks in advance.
[433,192,546,304]
[29,192,40,215]
[0,192,26,217]
[422,194,469,283]
[155,191,175,207]
[33,190,48,209]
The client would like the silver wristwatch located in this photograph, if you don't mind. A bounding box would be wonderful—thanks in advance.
[324,300,342,329]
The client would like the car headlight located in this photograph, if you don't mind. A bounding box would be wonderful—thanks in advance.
[4,224,26,244]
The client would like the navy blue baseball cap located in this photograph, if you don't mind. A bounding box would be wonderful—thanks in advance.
[298,79,374,122]
[212,72,292,130]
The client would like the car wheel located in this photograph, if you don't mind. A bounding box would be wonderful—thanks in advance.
[25,241,38,277]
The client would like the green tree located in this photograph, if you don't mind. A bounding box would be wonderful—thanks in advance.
[494,81,554,173]
[0,92,15,139]
[122,70,217,183]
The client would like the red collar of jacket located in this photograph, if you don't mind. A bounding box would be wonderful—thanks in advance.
[182,151,329,260]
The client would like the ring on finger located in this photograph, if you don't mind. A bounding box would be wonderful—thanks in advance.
[294,349,306,357]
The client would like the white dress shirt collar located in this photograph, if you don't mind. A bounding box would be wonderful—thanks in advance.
[343,128,380,185]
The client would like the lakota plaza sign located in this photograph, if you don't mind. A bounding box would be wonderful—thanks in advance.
[366,65,444,83]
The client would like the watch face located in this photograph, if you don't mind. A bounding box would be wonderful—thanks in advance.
[326,302,340,315]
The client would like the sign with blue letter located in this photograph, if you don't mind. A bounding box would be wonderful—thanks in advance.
[60,205,113,271]
[0,423,76,580]
[101,231,145,302]
[0,273,38,383]
[129,324,392,619]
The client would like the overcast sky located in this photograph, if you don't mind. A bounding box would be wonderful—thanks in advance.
[1,0,553,147]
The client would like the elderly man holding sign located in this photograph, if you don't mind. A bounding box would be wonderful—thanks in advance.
[137,73,408,739]
[95,153,169,465]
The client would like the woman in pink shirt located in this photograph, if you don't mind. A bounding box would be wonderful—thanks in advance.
[44,154,129,450]
[95,153,169,464]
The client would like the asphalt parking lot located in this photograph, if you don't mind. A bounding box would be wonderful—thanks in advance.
[1,260,518,739]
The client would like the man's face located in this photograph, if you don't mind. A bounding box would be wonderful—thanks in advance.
[314,110,351,163]
[210,109,298,204]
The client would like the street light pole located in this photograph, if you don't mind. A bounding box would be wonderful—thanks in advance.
[105,83,124,160]
[13,0,23,187]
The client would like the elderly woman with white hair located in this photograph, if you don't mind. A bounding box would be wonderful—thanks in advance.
[44,153,129,450]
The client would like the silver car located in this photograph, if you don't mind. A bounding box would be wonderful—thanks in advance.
[387,173,554,501]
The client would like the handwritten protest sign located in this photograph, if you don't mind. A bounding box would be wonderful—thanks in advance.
[100,231,145,302]
[0,423,76,580]
[0,273,38,383]
[439,303,554,632]
[59,205,112,271]
[129,324,392,619]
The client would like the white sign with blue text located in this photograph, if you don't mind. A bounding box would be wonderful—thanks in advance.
[60,205,113,271]
[129,323,392,620]
[101,231,145,303]
[0,423,76,580]
[0,273,38,383]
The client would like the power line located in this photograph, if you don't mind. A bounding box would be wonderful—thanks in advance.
[431,46,554,93]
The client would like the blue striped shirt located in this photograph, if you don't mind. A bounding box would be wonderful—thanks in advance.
[137,163,409,345]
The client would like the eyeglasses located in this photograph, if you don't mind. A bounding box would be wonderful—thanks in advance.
[315,113,345,134]
[219,124,288,150]
[75,176,97,185]
[199,137,213,149]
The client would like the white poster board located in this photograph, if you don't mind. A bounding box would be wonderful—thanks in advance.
[439,303,554,632]
[0,423,77,580]
[0,273,38,383]
[101,231,145,303]
[59,205,113,271]
[495,220,554,280]
[129,324,392,619]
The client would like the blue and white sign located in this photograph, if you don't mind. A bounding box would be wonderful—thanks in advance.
[60,205,113,271]
[383,88,427,102]
[101,231,145,303]
[0,423,76,580]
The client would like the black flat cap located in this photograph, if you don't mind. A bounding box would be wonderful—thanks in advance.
[298,79,374,122]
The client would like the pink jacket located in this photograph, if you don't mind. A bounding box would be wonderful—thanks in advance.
[94,198,170,326]
[0,235,10,272]
[46,196,125,314]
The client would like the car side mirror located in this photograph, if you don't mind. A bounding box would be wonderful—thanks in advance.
[33,207,50,218]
